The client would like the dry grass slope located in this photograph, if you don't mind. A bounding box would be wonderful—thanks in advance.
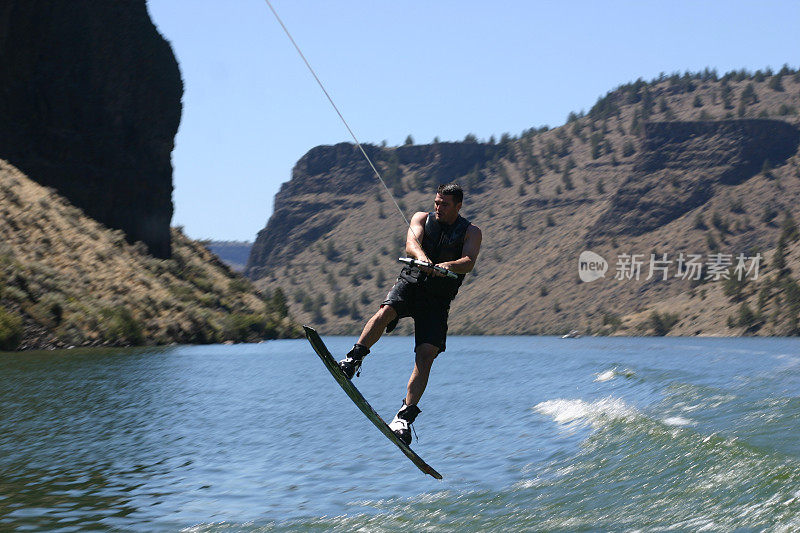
[0,160,300,350]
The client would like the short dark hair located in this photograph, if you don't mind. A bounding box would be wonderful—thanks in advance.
[437,183,463,204]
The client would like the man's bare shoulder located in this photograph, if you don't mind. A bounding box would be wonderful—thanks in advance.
[466,223,482,238]
[411,211,428,223]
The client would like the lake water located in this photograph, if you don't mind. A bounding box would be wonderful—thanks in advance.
[1,336,799,531]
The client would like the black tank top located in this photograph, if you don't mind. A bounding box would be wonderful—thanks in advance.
[401,213,471,300]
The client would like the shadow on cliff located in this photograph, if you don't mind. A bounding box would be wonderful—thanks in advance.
[0,1,182,258]
[587,119,800,243]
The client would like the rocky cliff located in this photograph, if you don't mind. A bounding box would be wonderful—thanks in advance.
[0,1,181,258]
[589,120,800,242]
[246,141,502,279]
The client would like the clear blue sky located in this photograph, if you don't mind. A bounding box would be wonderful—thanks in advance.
[146,0,800,242]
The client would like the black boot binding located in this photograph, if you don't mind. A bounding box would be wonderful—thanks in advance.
[338,343,369,379]
[389,400,421,446]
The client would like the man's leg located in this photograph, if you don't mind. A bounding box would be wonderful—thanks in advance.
[390,296,447,445]
[388,343,438,445]
[357,305,397,349]
[405,343,439,406]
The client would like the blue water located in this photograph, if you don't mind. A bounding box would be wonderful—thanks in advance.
[1,336,799,531]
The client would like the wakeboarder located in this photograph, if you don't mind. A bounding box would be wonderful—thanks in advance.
[338,183,483,445]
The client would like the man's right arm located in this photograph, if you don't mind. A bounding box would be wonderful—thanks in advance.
[405,211,430,263]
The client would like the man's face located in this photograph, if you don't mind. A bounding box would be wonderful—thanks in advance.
[433,193,461,224]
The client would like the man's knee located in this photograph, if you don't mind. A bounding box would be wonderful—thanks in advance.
[415,343,439,368]
[373,304,397,324]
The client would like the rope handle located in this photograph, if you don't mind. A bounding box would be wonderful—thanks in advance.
[398,257,459,279]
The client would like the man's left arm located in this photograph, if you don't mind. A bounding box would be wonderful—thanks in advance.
[435,225,482,275]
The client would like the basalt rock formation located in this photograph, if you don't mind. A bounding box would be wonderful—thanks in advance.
[588,120,800,243]
[0,1,182,258]
[246,141,501,279]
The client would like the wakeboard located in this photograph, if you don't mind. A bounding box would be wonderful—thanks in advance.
[303,325,442,480]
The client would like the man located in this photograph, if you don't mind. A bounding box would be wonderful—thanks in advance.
[338,183,482,445]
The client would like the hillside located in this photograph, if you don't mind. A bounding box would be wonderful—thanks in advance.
[247,67,800,337]
[0,160,299,351]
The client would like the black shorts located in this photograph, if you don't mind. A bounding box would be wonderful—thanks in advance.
[381,277,451,353]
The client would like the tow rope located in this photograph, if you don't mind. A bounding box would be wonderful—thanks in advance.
[263,0,433,264]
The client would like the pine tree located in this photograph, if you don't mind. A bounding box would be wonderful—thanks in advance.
[349,302,360,320]
[641,88,654,118]
[562,168,574,190]
[630,112,642,136]
[331,292,349,316]
[266,287,289,318]
[740,83,758,105]
[498,165,512,187]
[737,101,747,118]
[774,235,788,275]
[383,151,401,188]
[302,293,314,313]
[768,75,785,92]
[590,133,603,159]
[721,82,734,109]
[781,211,799,242]
[622,140,636,157]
